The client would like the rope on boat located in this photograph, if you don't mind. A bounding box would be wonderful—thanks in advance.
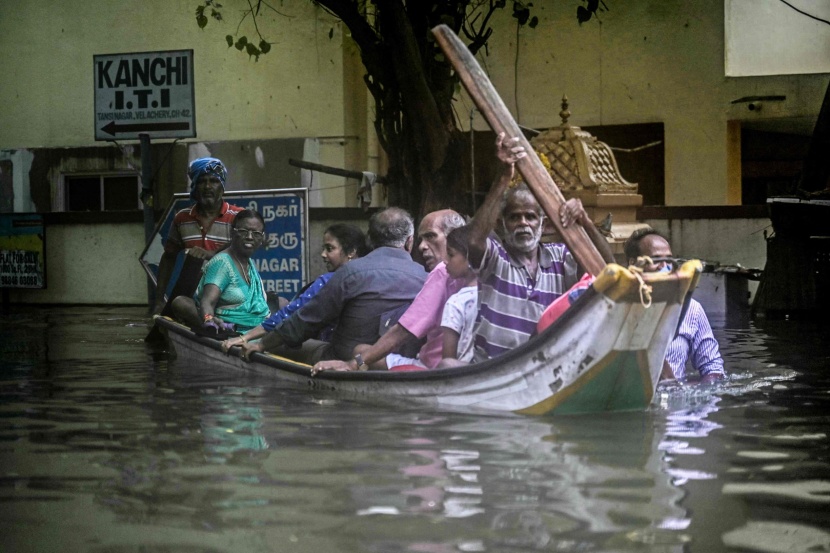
[629,257,654,308]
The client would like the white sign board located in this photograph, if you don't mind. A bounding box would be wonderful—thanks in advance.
[94,50,196,141]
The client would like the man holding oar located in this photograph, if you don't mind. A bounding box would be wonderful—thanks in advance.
[466,133,613,363]
[424,25,615,363]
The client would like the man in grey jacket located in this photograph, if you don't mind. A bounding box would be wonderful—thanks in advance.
[239,207,427,364]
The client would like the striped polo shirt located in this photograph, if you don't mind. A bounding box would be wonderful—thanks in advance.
[474,237,578,362]
[665,299,725,379]
[164,201,242,254]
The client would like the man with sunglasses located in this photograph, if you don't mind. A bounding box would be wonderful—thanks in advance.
[624,228,725,382]
[152,157,244,317]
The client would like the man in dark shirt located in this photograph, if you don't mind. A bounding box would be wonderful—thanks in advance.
[239,207,427,364]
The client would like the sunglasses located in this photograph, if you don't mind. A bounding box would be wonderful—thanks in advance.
[633,256,687,271]
[650,257,689,271]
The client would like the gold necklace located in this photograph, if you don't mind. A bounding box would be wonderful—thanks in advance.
[230,251,250,285]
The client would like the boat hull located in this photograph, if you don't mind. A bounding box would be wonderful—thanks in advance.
[159,262,700,415]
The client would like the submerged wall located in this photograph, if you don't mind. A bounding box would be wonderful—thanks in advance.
[9,222,147,305]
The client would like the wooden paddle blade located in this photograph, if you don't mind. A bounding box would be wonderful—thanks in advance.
[432,24,606,276]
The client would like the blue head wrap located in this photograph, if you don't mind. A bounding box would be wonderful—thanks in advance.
[188,157,227,200]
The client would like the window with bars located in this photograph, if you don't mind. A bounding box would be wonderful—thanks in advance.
[63,174,141,211]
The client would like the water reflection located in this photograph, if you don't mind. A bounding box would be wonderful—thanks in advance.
[330,411,693,552]
[199,388,269,461]
[1,307,828,553]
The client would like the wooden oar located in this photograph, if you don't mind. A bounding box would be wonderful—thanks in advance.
[432,24,606,276]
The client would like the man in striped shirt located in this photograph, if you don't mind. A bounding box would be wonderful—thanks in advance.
[152,157,243,316]
[468,134,612,362]
[624,228,726,381]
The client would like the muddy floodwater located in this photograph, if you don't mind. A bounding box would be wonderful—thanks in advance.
[1,306,828,552]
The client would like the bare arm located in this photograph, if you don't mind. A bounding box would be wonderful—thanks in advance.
[239,330,285,361]
[354,323,415,369]
[583,219,616,264]
[441,327,461,360]
[468,133,526,269]
[186,246,217,260]
[310,323,417,375]
[221,324,266,352]
[152,250,179,315]
[198,284,223,322]
[660,360,675,381]
[559,199,615,266]
[155,245,220,312]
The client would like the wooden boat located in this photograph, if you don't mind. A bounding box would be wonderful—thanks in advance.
[156,260,701,416]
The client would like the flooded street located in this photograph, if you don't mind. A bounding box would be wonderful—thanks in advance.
[1,306,828,552]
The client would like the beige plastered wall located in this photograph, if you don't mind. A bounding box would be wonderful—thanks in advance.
[13,224,149,304]
[3,1,828,206]
[2,0,828,305]
[0,0,359,304]
[0,0,356,210]
[0,0,347,142]
[457,2,829,206]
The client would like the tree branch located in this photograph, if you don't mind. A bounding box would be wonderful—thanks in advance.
[463,0,500,55]
[778,0,830,25]
[379,0,449,171]
[246,0,263,39]
[313,0,383,70]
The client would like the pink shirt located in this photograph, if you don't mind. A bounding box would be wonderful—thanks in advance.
[397,262,464,368]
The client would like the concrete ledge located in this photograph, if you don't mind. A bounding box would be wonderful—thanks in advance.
[44,211,144,225]
[639,205,769,219]
[309,207,376,221]
[39,207,378,225]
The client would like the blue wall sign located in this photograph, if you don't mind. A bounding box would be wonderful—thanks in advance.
[139,189,308,302]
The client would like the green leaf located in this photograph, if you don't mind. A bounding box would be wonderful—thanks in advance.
[529,16,538,28]
[245,42,261,61]
[211,9,222,21]
[226,35,234,47]
[259,40,271,54]
[512,2,530,26]
[197,14,208,28]
[195,5,205,16]
[235,36,247,50]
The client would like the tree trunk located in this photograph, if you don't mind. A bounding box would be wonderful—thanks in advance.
[315,0,478,218]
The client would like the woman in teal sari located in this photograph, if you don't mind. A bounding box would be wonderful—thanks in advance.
[172,209,269,333]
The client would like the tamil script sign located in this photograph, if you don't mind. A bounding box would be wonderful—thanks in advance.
[140,189,308,302]
[0,214,46,289]
[94,50,196,141]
